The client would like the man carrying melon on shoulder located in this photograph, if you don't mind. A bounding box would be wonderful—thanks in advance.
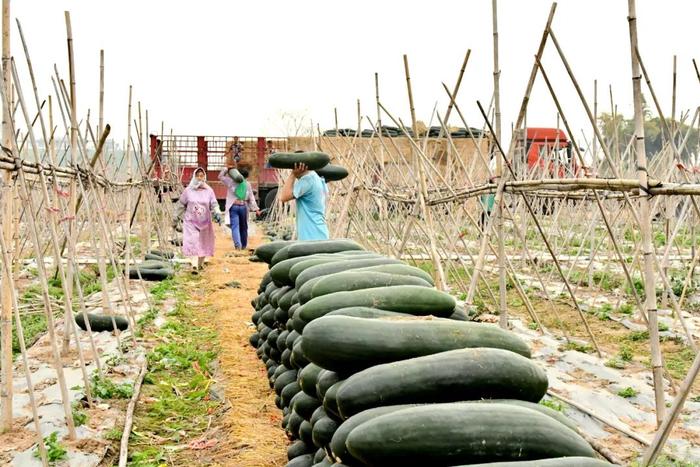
[220,149,261,251]
[279,160,330,241]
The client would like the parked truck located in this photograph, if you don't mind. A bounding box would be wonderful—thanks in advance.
[516,127,584,178]
[149,134,285,210]
[149,127,582,211]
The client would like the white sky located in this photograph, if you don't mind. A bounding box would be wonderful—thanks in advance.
[11,0,700,147]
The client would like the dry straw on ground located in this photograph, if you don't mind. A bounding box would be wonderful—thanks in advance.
[198,228,288,467]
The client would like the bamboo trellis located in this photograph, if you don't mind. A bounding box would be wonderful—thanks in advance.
[266,2,700,464]
[0,7,180,466]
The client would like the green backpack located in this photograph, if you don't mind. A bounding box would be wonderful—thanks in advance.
[235,180,247,200]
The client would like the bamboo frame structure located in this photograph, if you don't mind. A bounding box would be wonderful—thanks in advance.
[1,1,699,465]
[0,8,178,458]
[265,2,700,462]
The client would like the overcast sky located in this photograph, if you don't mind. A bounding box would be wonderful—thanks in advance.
[11,0,700,147]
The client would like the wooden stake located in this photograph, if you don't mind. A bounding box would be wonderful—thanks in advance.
[118,359,147,467]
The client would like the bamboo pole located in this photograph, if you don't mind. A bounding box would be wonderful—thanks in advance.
[435,112,546,330]
[635,50,700,238]
[77,160,136,338]
[0,212,48,466]
[374,73,390,243]
[627,0,665,425]
[125,129,163,313]
[402,54,447,290]
[334,107,338,135]
[145,109,152,251]
[476,100,602,356]
[16,22,106,384]
[10,57,94,415]
[611,87,622,172]
[642,343,700,464]
[98,49,104,140]
[97,50,109,313]
[1,144,77,441]
[125,85,133,313]
[671,55,677,136]
[439,49,471,138]
[592,79,598,173]
[118,359,147,467]
[0,0,11,434]
[589,79,598,288]
[536,61,649,324]
[61,122,138,336]
[544,28,696,366]
[62,11,78,355]
[492,0,507,329]
[547,390,651,446]
[330,134,372,239]
[465,3,557,309]
[137,103,149,253]
[374,107,501,305]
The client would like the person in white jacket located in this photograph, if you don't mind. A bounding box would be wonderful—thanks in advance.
[218,162,260,250]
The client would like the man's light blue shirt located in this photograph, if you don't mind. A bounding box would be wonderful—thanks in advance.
[293,171,330,240]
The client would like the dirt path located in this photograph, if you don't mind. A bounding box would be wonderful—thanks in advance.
[200,225,288,466]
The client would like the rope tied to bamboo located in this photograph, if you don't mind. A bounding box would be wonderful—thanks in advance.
[54,187,70,198]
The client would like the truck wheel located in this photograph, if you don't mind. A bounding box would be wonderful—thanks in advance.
[264,188,278,210]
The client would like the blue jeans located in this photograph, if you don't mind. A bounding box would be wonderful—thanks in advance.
[229,204,248,249]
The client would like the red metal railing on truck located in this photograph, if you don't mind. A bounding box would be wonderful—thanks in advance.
[150,134,286,202]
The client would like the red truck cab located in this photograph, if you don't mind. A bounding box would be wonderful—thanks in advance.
[523,128,582,178]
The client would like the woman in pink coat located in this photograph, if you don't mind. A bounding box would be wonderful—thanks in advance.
[176,168,222,271]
